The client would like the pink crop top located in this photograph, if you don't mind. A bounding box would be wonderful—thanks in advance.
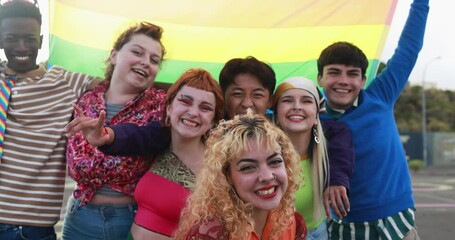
[134,171,191,236]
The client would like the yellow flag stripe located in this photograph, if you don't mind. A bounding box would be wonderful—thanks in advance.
[51,1,389,62]
[56,0,396,27]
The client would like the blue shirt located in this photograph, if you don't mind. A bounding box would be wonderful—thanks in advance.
[320,0,429,222]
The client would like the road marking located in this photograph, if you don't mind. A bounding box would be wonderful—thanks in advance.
[416,203,455,208]
[412,182,453,192]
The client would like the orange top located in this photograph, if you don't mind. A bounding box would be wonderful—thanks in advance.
[185,211,306,239]
[250,212,305,240]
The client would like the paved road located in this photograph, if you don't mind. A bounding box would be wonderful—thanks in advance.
[55,166,455,239]
[411,166,455,239]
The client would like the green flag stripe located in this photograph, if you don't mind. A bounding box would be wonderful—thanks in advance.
[49,35,378,86]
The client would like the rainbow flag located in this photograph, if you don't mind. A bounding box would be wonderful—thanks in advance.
[49,0,398,86]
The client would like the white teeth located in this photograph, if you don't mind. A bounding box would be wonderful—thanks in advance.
[257,187,275,195]
[132,69,148,77]
[182,119,197,127]
[335,89,349,93]
[15,56,29,61]
[288,116,304,120]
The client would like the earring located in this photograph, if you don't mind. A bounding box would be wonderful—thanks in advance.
[313,125,320,144]
[231,186,238,197]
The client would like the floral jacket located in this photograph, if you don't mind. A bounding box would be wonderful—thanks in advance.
[185,212,306,240]
[66,81,165,205]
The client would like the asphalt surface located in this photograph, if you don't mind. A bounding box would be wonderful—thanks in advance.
[55,165,455,239]
[411,165,455,239]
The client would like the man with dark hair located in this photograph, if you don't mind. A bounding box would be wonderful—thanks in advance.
[219,56,276,119]
[0,1,98,239]
[0,0,42,73]
[317,0,429,239]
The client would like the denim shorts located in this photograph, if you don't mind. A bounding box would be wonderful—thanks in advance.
[0,223,56,240]
[61,196,136,240]
[306,220,328,240]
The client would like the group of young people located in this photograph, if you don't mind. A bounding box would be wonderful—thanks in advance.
[0,0,429,239]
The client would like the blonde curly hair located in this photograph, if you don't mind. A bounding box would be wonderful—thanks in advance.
[174,110,302,239]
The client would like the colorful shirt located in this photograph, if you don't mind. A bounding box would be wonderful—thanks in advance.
[66,81,165,205]
[185,212,306,240]
[134,150,196,236]
[0,64,99,226]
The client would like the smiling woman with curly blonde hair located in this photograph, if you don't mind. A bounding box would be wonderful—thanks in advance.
[174,110,306,240]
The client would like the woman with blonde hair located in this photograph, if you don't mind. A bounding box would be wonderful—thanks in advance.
[272,77,353,239]
[174,110,306,240]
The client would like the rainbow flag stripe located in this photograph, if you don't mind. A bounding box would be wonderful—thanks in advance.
[49,0,398,86]
[0,76,16,159]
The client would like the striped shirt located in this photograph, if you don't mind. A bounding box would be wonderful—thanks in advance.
[0,64,98,226]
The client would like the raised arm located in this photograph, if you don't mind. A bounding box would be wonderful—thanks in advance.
[64,105,170,156]
[98,122,170,156]
[371,0,430,102]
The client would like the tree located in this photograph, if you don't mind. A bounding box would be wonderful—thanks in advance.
[374,61,455,132]
[394,83,455,132]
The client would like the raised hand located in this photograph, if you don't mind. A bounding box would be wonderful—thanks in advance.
[64,104,113,146]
